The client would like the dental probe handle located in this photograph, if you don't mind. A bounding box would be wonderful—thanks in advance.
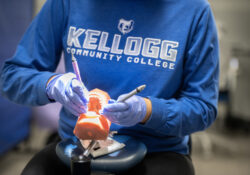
[117,84,146,103]
[71,53,82,82]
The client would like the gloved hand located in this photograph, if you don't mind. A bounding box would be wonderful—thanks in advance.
[46,72,89,116]
[101,95,147,126]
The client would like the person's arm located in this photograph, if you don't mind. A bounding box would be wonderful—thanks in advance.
[143,6,219,137]
[0,0,68,105]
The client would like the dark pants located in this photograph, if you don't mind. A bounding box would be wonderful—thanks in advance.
[21,141,195,175]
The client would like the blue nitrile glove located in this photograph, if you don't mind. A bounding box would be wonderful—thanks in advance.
[46,72,89,116]
[101,95,147,126]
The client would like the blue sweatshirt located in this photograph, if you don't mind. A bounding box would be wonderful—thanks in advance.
[0,0,219,154]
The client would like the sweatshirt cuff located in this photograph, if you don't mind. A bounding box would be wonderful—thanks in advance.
[143,96,167,130]
[37,71,58,105]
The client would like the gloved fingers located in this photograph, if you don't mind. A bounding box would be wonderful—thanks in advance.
[71,79,89,104]
[67,94,87,114]
[99,99,115,114]
[65,72,77,80]
[120,95,139,104]
[115,111,136,125]
[64,105,81,116]
[103,111,136,126]
[102,109,130,121]
[53,85,66,102]
[64,98,85,116]
[124,96,146,114]
[103,102,129,112]
[46,74,62,90]
[54,87,85,115]
[102,111,125,124]
[66,82,88,111]
[108,99,116,104]
[116,94,129,102]
[64,95,86,115]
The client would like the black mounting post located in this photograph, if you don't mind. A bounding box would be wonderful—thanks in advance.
[71,155,91,175]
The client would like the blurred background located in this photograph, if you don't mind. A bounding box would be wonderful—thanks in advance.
[0,0,249,174]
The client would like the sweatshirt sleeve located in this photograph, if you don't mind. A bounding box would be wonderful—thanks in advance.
[0,0,68,105]
[143,6,219,137]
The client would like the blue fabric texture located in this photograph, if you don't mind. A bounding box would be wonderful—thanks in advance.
[0,0,219,154]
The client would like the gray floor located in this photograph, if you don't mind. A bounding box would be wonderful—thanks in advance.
[192,131,250,175]
[0,123,250,175]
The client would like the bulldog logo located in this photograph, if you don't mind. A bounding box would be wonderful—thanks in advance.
[118,19,134,35]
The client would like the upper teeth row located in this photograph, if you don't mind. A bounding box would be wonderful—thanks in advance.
[89,92,105,107]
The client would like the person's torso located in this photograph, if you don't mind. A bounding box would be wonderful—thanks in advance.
[59,0,208,154]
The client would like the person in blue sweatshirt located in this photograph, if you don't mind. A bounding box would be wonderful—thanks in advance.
[0,0,219,174]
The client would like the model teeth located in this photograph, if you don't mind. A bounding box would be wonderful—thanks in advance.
[89,92,105,107]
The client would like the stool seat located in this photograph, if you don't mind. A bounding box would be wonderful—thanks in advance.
[56,135,147,173]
